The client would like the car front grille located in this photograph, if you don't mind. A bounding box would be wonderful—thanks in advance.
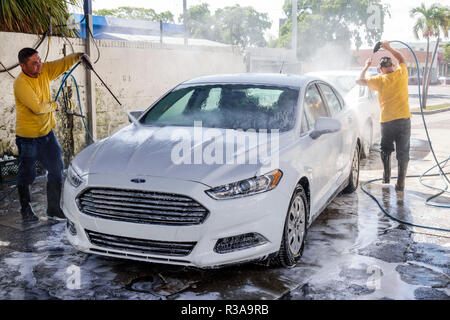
[85,229,196,257]
[77,187,209,225]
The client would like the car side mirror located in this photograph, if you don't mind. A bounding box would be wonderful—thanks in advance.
[309,117,341,139]
[128,110,143,123]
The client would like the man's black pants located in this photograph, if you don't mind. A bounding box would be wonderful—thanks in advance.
[380,118,411,162]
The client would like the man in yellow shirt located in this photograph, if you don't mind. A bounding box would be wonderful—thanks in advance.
[356,41,411,191]
[14,47,89,222]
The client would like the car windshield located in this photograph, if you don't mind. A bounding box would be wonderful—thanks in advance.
[141,84,299,131]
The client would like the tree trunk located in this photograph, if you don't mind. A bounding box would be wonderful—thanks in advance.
[423,38,440,110]
[422,36,430,110]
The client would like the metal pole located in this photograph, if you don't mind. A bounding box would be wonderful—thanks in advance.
[291,0,297,60]
[183,0,188,47]
[84,0,97,141]
[160,20,163,46]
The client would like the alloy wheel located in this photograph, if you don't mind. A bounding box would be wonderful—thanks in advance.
[287,195,306,255]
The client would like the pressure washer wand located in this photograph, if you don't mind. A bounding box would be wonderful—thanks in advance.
[370,41,382,60]
[81,55,122,106]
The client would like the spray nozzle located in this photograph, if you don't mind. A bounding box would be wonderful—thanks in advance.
[80,54,93,70]
[373,41,382,53]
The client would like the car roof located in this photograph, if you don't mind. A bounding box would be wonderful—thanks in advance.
[181,73,316,89]
[306,70,361,77]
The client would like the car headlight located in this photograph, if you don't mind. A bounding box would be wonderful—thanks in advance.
[67,164,84,188]
[205,169,283,200]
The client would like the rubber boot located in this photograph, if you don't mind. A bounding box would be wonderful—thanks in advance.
[395,161,408,192]
[381,153,391,184]
[46,182,66,220]
[17,185,39,222]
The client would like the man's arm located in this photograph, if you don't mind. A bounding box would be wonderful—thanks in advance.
[44,53,83,81]
[356,58,372,86]
[381,41,405,64]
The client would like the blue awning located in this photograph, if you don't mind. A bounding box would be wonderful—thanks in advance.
[70,13,185,39]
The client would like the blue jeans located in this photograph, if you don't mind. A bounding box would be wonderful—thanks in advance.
[15,131,64,185]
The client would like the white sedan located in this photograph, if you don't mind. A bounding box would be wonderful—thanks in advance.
[62,73,362,268]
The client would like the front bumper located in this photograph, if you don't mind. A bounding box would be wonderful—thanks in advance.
[62,173,292,268]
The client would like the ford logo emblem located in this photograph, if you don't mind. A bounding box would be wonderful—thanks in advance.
[131,178,146,183]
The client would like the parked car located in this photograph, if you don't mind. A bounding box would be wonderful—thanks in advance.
[306,70,381,158]
[62,73,362,268]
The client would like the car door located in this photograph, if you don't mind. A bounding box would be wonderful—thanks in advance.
[366,86,381,142]
[298,83,337,218]
[317,82,353,186]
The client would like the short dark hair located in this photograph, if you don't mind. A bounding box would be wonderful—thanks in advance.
[18,47,38,64]
[379,56,393,68]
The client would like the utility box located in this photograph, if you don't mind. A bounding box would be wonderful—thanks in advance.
[245,48,301,74]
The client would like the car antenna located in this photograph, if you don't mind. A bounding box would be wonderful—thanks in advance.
[279,61,285,73]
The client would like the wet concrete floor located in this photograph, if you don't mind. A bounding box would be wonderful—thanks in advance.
[0,114,449,300]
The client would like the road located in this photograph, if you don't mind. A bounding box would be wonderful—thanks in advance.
[408,85,450,108]
[0,113,449,300]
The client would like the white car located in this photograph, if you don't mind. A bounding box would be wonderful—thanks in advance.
[62,73,361,268]
[306,70,380,158]
[345,83,381,157]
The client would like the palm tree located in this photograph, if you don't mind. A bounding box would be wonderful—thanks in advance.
[410,3,449,109]
[0,0,80,36]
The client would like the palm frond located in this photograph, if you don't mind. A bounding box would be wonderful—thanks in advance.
[0,0,81,36]
[410,2,450,39]
[413,18,425,39]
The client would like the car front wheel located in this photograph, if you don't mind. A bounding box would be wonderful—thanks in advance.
[271,185,308,268]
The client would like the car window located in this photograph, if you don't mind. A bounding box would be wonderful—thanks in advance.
[158,89,195,121]
[304,84,328,127]
[318,83,342,117]
[335,88,346,109]
[202,88,221,111]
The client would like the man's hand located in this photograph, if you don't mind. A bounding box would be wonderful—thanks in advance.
[380,40,405,64]
[365,58,372,69]
[380,41,391,51]
[79,53,93,70]
[55,101,60,112]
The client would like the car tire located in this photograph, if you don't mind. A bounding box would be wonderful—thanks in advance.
[343,145,360,194]
[271,185,308,268]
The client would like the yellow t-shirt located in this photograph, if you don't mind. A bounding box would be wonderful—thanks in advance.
[14,53,82,138]
[366,63,410,123]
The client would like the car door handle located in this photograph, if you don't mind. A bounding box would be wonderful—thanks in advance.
[347,116,353,121]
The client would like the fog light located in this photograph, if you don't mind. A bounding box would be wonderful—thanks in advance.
[67,219,77,236]
[214,233,268,254]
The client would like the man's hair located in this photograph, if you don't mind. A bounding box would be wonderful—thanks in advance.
[18,48,38,64]
[379,56,393,68]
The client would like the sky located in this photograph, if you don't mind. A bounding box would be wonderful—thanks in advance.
[77,0,450,48]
